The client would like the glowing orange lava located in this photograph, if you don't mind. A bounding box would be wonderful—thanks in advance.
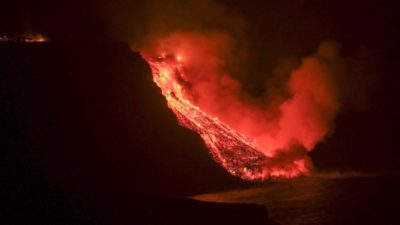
[144,55,308,180]
[139,32,341,181]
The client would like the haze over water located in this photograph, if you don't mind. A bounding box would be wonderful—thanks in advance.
[193,174,400,225]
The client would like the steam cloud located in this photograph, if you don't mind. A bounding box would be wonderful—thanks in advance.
[106,0,364,177]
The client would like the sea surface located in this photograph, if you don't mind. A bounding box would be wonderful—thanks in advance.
[193,173,400,225]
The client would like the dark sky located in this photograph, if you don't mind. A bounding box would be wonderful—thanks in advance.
[3,0,399,96]
[3,0,399,47]
[1,0,400,224]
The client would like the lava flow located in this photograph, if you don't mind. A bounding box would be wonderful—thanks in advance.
[145,55,270,180]
[140,33,340,181]
[144,54,308,181]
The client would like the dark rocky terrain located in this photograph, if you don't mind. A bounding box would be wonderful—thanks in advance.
[0,42,278,225]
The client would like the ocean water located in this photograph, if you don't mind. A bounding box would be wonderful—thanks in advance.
[193,174,400,225]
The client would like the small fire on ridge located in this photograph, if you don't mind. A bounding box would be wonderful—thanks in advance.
[0,33,48,42]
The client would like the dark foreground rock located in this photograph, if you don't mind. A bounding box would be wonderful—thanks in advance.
[0,42,278,225]
[134,197,281,225]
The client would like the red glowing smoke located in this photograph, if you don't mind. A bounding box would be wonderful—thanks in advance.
[140,32,342,180]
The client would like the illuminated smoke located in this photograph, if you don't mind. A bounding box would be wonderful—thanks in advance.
[116,0,344,180]
[140,32,342,180]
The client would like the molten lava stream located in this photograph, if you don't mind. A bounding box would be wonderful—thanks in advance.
[143,55,274,181]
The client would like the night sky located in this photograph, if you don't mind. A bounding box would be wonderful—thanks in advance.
[1,0,400,224]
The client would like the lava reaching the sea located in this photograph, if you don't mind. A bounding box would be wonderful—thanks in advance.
[145,56,270,180]
[140,32,341,181]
